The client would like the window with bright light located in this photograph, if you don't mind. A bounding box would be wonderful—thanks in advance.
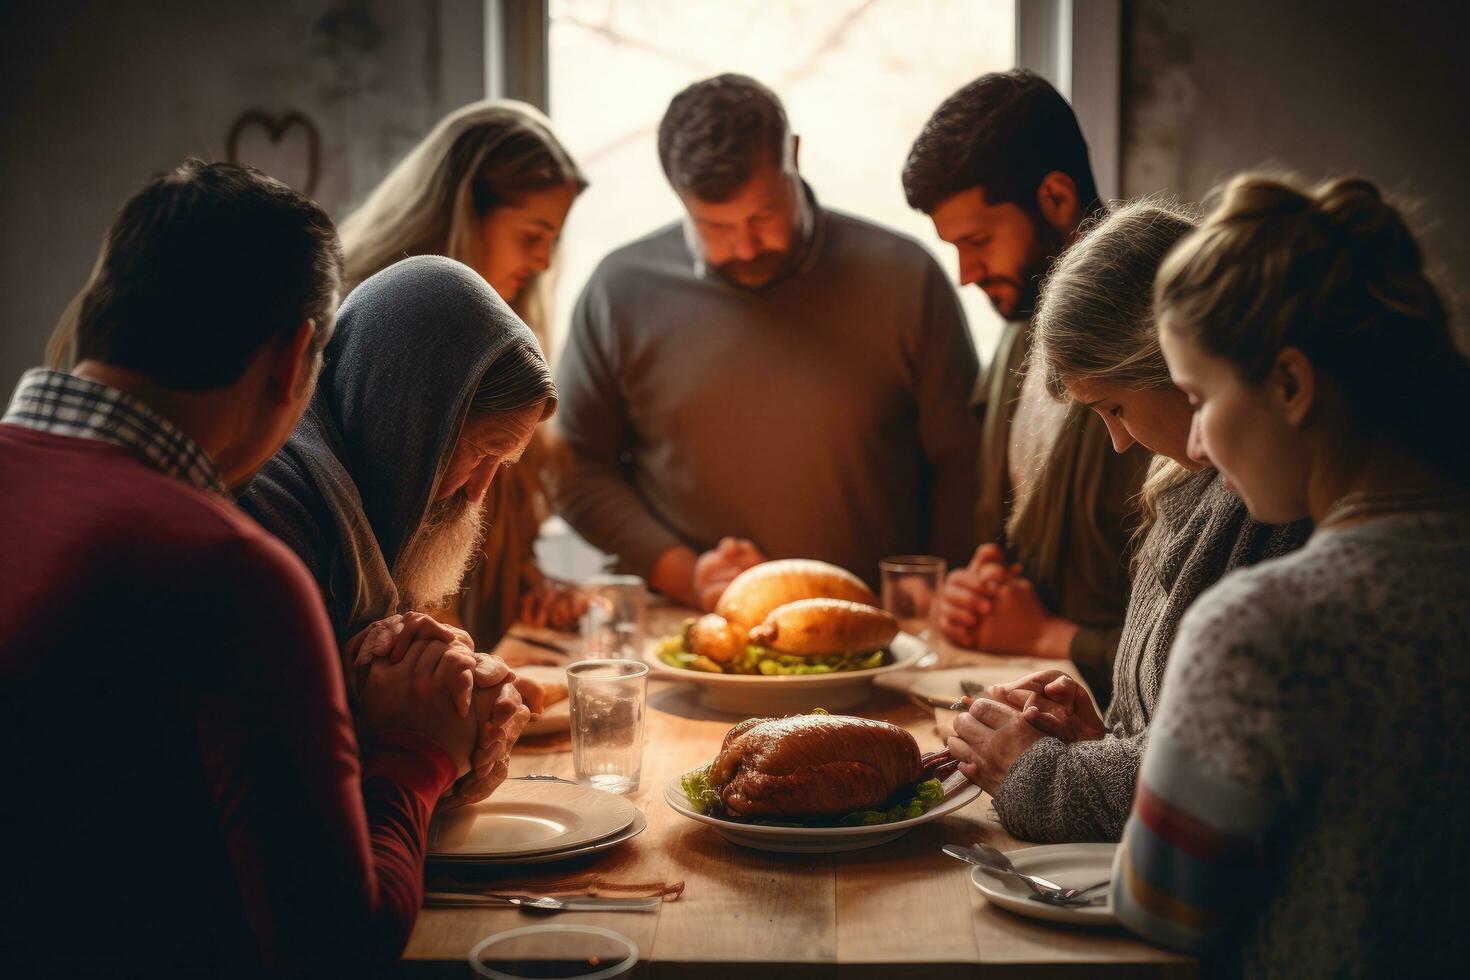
[546,0,1015,360]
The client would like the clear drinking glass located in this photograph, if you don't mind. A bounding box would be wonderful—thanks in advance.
[579,574,646,660]
[469,924,638,980]
[567,659,647,795]
[879,555,947,649]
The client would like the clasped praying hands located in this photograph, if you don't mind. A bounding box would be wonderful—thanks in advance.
[948,669,1106,794]
[347,611,542,806]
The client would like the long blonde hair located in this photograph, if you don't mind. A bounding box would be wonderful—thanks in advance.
[1157,174,1469,486]
[337,99,585,349]
[1030,197,1200,536]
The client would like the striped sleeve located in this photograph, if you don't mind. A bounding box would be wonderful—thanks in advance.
[1110,571,1290,953]
[1112,734,1276,951]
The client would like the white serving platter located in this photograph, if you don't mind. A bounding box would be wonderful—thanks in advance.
[664,769,981,853]
[645,631,927,714]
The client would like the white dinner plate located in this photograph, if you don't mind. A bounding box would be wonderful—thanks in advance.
[429,779,637,859]
[432,807,648,866]
[644,631,927,714]
[664,769,982,852]
[969,843,1118,925]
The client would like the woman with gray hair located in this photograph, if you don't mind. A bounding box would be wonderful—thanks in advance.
[942,198,1311,843]
[338,100,587,644]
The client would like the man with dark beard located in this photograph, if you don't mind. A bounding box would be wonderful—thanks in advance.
[903,71,1150,702]
[242,255,556,803]
[556,74,981,610]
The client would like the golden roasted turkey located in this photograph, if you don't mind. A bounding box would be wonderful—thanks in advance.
[707,713,949,818]
[716,559,876,628]
[683,559,896,664]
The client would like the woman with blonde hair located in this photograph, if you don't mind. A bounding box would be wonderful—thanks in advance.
[942,198,1310,844]
[337,99,588,644]
[1114,175,1470,975]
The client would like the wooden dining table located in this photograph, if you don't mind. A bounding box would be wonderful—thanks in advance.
[402,605,1195,979]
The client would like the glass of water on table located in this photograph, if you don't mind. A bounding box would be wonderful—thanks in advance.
[580,574,647,660]
[879,555,947,656]
[567,659,648,795]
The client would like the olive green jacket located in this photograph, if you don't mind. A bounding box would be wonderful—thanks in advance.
[973,319,1150,703]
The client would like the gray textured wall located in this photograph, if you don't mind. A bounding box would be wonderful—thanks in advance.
[1123,0,1470,309]
[0,0,485,392]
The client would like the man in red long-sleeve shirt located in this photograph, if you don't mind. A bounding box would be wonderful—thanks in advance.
[0,161,491,977]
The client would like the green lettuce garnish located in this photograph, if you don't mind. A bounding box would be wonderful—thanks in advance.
[679,766,946,827]
[838,778,946,826]
[656,630,887,676]
[679,765,723,815]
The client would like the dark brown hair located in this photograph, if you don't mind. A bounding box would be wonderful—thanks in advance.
[658,74,790,202]
[903,69,1100,217]
[1157,174,1470,484]
[74,159,342,389]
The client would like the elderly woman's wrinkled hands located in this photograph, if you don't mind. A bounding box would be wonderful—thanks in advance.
[946,697,1047,795]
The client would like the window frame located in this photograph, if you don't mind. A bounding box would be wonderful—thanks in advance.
[487,0,1122,200]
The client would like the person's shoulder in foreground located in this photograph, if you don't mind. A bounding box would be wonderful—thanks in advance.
[0,158,475,978]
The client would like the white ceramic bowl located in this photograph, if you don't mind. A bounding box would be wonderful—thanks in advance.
[643,631,927,714]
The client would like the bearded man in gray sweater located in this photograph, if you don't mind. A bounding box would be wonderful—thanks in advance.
[555,74,981,609]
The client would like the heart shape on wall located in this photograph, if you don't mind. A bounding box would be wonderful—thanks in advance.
[226,110,322,196]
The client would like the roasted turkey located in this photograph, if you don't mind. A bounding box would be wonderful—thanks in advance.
[748,598,898,656]
[708,714,925,818]
[685,613,749,663]
[715,559,876,629]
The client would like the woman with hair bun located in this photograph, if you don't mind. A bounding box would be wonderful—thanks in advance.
[1115,174,1470,975]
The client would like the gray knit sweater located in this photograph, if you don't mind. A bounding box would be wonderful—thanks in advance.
[991,468,1311,842]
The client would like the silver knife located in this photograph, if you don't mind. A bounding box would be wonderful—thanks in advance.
[425,892,661,912]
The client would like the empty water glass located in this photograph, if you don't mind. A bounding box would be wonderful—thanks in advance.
[580,574,646,660]
[567,659,647,795]
[469,923,638,979]
[879,555,947,649]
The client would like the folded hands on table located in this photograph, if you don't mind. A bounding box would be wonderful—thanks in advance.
[935,543,1080,659]
[946,668,1106,794]
[347,611,544,807]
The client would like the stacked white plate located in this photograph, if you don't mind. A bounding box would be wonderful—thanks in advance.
[429,777,646,865]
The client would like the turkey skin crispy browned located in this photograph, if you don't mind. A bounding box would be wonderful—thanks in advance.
[747,598,898,657]
[715,559,876,629]
[686,613,749,663]
[708,714,924,818]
